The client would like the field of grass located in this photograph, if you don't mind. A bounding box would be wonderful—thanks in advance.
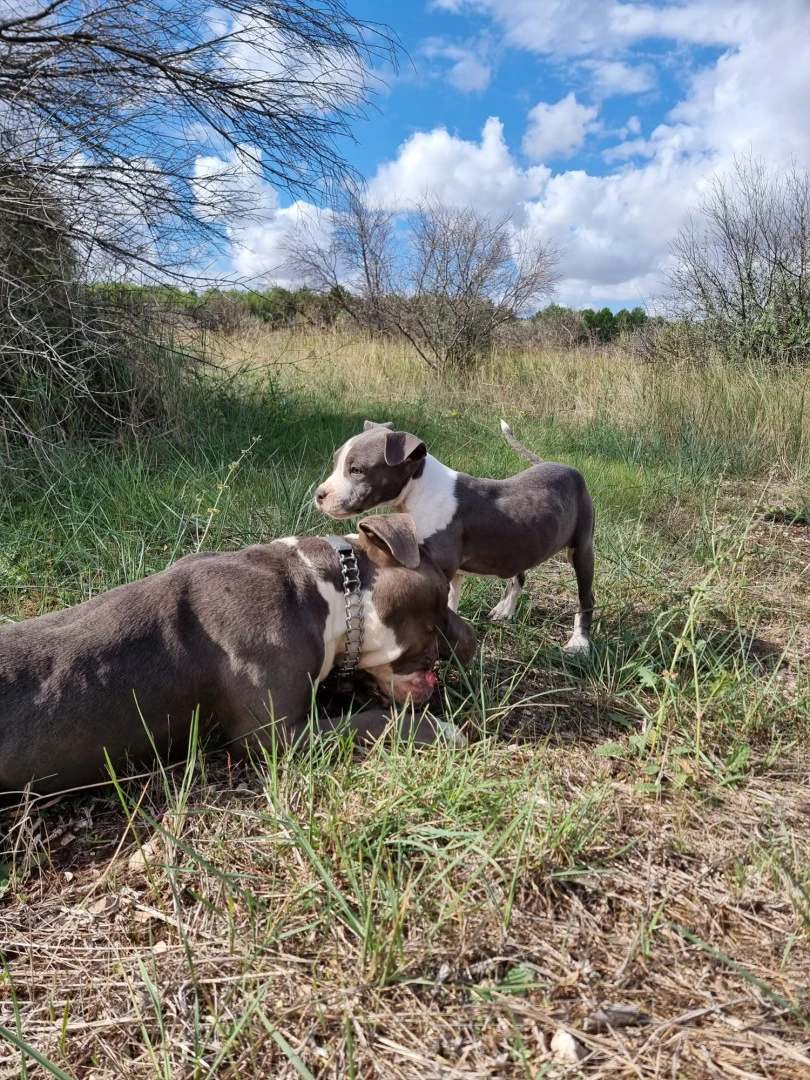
[1,331,809,1078]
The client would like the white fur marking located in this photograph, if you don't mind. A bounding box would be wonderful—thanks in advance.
[276,535,319,572]
[318,435,358,506]
[448,573,463,612]
[357,595,402,669]
[489,576,523,622]
[274,532,405,677]
[273,536,351,680]
[438,720,467,748]
[563,612,590,654]
[400,455,459,541]
[313,577,346,680]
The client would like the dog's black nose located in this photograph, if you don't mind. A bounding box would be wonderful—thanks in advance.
[315,487,327,504]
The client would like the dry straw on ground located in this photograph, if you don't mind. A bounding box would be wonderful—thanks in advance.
[2,743,809,1079]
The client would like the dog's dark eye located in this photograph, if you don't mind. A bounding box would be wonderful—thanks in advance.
[349,465,364,476]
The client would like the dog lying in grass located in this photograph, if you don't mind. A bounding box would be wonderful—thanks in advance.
[0,514,476,796]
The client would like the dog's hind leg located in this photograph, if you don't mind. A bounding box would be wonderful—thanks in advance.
[489,572,525,622]
[563,518,595,654]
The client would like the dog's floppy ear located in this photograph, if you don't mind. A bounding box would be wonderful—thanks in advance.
[384,430,427,467]
[358,513,420,569]
[438,609,478,666]
[364,419,395,431]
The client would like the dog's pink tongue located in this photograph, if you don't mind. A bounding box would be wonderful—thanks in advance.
[425,671,439,690]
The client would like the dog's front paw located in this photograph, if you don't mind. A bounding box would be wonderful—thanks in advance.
[488,601,515,622]
[437,720,468,748]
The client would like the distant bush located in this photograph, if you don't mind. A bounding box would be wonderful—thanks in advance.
[527,303,648,347]
[665,156,810,365]
[188,286,342,334]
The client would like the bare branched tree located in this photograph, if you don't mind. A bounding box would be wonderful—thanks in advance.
[665,156,810,364]
[398,201,560,369]
[0,0,396,441]
[1,0,395,274]
[289,186,397,334]
[287,190,560,371]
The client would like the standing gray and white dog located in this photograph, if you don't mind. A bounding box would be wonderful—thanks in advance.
[315,421,595,653]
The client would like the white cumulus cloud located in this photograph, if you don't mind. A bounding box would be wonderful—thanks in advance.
[582,59,656,97]
[368,117,550,214]
[219,0,810,306]
[522,94,599,162]
[431,0,752,56]
[394,0,810,305]
[421,39,493,92]
[193,147,330,287]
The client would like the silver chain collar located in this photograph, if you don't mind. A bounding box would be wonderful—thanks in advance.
[322,536,365,678]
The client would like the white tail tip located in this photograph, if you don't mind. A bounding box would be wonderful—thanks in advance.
[499,418,512,435]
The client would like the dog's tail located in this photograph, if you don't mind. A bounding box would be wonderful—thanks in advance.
[499,419,543,465]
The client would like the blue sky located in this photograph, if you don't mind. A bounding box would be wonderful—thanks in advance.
[218,0,810,310]
[346,0,721,185]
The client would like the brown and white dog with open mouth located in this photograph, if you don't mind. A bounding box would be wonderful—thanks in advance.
[0,514,476,796]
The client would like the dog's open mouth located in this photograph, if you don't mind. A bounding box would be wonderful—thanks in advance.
[326,670,438,709]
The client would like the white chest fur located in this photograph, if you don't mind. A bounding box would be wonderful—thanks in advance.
[274,537,402,679]
[400,455,459,541]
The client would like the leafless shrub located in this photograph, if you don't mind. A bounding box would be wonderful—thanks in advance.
[0,0,395,442]
[664,156,810,364]
[0,171,205,445]
[1,0,395,276]
[287,189,560,373]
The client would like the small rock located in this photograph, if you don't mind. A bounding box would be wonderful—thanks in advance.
[551,1029,587,1065]
[128,836,162,871]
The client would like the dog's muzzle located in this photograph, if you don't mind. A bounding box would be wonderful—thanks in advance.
[388,670,438,704]
[314,485,366,519]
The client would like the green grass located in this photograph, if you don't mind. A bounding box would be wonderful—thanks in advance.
[1,337,809,1077]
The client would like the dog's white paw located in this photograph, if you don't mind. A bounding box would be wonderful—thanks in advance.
[438,720,467,748]
[488,601,515,622]
[563,635,590,655]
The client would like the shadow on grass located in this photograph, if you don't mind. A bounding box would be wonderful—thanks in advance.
[606,602,789,675]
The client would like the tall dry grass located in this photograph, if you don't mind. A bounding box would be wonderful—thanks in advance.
[214,328,810,479]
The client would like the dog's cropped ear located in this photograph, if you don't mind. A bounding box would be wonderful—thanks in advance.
[358,513,420,569]
[364,419,395,431]
[384,430,427,467]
